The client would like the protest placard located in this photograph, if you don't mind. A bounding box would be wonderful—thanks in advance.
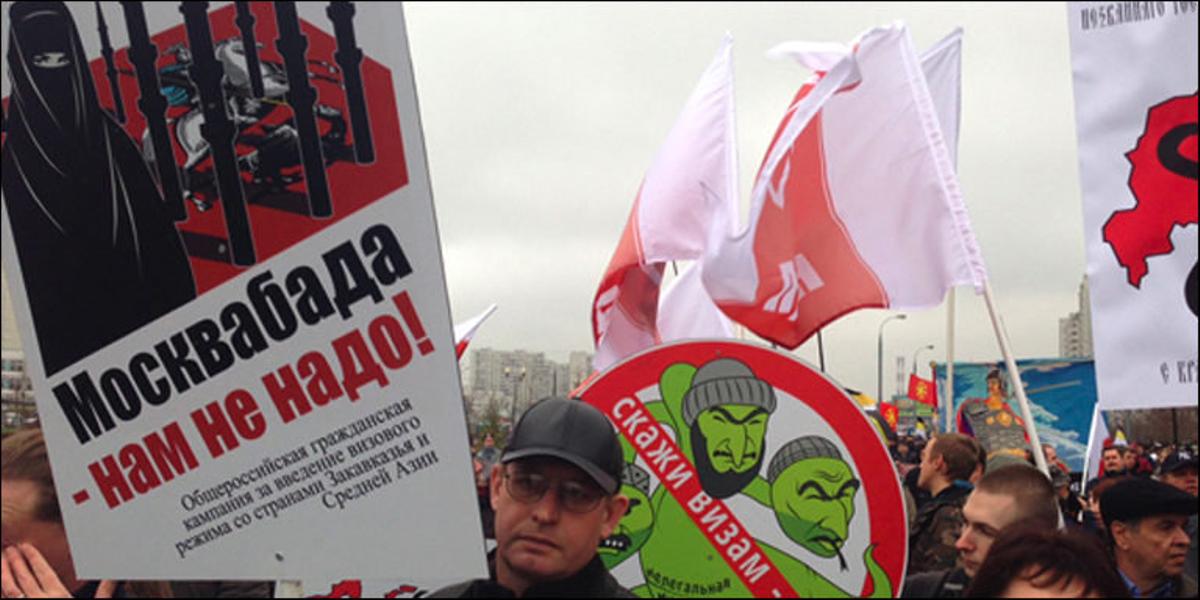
[1067,2,1198,410]
[0,1,486,580]
[577,340,905,597]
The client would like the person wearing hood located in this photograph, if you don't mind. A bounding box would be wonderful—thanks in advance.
[2,1,196,376]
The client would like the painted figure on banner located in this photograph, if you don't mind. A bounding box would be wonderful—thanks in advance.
[2,1,196,376]
[956,368,1030,468]
[582,346,906,598]
[148,38,353,211]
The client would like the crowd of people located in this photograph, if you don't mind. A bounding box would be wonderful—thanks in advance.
[2,406,1197,598]
[891,432,1198,598]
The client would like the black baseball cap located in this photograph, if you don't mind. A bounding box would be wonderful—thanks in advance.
[1158,449,1199,476]
[502,397,623,495]
[1100,477,1198,529]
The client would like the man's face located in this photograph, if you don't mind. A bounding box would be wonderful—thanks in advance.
[1102,449,1123,473]
[1043,446,1058,464]
[484,435,495,449]
[1163,467,1198,497]
[986,377,1003,397]
[1113,515,1191,580]
[955,490,1019,577]
[491,458,627,587]
[694,405,768,474]
[916,439,943,492]
[0,480,78,594]
[770,457,859,560]
[1123,451,1138,471]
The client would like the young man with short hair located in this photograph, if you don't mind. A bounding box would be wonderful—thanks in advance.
[902,464,1059,598]
[433,398,632,598]
[906,433,978,575]
[1103,477,1198,598]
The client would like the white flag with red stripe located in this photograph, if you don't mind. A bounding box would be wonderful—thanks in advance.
[454,304,497,359]
[702,24,987,349]
[592,35,737,371]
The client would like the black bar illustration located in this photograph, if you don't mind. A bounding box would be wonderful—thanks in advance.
[327,1,373,164]
[274,1,333,218]
[181,1,257,265]
[120,1,187,221]
[95,2,125,123]
[234,1,265,99]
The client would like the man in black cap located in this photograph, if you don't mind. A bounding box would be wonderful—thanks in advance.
[1159,449,1199,498]
[433,397,632,597]
[1102,477,1198,598]
[1158,449,1198,585]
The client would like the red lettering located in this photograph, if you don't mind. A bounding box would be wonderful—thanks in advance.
[191,401,242,459]
[88,456,133,509]
[263,364,311,424]
[144,422,199,483]
[367,315,413,369]
[298,351,344,407]
[119,443,162,494]
[226,389,267,441]
[392,292,434,355]
[333,330,389,401]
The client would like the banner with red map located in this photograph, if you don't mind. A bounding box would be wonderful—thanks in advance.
[1067,2,1198,410]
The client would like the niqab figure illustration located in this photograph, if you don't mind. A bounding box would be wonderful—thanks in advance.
[2,1,196,375]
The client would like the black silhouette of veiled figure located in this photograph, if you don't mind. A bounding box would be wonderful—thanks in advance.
[1,1,196,375]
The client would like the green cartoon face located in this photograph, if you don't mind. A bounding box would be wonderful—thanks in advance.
[695,405,769,474]
[598,481,654,569]
[771,457,860,558]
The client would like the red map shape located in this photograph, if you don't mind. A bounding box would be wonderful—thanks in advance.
[1104,93,1198,288]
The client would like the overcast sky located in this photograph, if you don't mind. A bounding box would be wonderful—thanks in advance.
[1,3,1089,402]
[401,2,1088,398]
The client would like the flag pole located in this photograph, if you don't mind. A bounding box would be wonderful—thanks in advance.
[945,288,955,433]
[1080,404,1102,496]
[981,281,1049,475]
[817,330,826,372]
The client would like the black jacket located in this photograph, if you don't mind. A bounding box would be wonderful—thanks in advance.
[900,567,970,598]
[430,551,635,598]
[907,481,973,574]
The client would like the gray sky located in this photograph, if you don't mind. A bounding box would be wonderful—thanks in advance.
[0,3,1088,402]
[404,3,1087,398]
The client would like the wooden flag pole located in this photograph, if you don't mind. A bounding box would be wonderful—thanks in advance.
[981,281,1049,476]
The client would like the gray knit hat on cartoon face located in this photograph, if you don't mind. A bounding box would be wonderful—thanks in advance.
[623,462,652,497]
[768,436,843,483]
[681,358,777,427]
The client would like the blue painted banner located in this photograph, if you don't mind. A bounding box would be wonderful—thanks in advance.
[935,359,1097,472]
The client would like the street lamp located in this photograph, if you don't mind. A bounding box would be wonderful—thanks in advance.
[912,344,935,374]
[877,314,907,402]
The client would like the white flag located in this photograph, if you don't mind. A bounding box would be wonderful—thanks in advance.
[592,35,737,371]
[702,23,987,349]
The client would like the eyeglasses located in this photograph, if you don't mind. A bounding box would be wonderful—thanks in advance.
[503,470,607,514]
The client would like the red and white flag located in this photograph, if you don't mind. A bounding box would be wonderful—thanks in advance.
[454,304,497,359]
[702,24,986,349]
[592,35,737,371]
